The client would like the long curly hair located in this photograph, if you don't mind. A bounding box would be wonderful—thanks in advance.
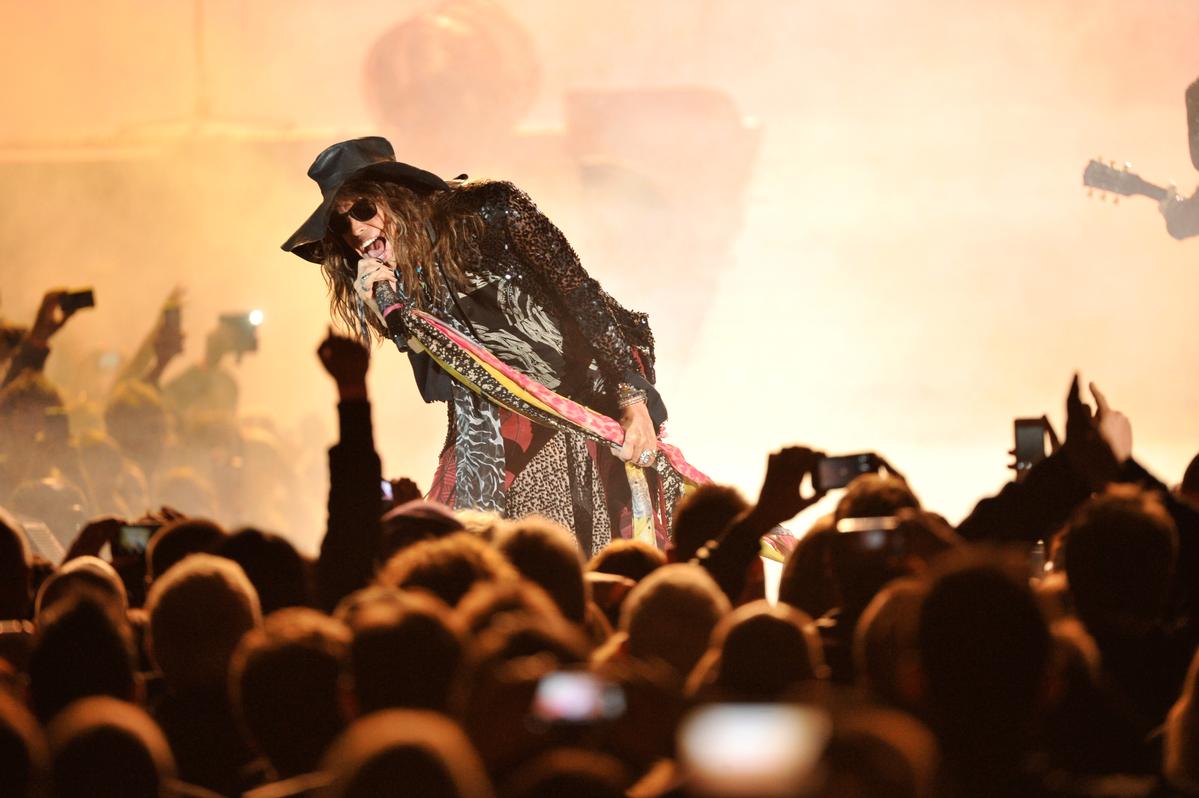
[319,179,482,343]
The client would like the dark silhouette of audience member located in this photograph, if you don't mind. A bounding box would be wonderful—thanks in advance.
[1061,486,1193,737]
[146,518,226,583]
[502,748,628,798]
[776,519,838,619]
[377,532,517,608]
[455,578,565,638]
[28,592,137,723]
[313,330,383,614]
[0,681,49,798]
[619,564,730,681]
[1165,647,1199,793]
[146,553,262,795]
[34,556,127,621]
[319,709,494,798]
[690,600,828,701]
[215,527,314,614]
[834,473,920,521]
[337,588,463,714]
[104,381,171,492]
[587,538,665,583]
[853,578,925,712]
[379,499,465,563]
[495,517,588,625]
[0,508,32,620]
[916,551,1052,797]
[1181,452,1199,508]
[230,607,350,781]
[669,483,749,564]
[46,696,177,798]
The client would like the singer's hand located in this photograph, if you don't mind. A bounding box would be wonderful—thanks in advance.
[355,259,399,322]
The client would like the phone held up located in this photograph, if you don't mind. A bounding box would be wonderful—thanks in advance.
[678,704,832,798]
[59,288,96,314]
[528,671,625,728]
[112,523,161,558]
[813,452,883,493]
[219,310,264,357]
[1013,417,1049,482]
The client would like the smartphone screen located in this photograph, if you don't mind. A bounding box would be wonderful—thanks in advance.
[678,704,831,797]
[1013,418,1047,473]
[529,671,625,724]
[114,523,159,556]
[815,453,880,492]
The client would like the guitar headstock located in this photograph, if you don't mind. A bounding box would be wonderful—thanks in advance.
[1082,159,1168,202]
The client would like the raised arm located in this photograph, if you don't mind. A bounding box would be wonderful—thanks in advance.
[314,328,383,612]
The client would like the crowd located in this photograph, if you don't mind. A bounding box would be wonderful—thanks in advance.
[1,287,1198,797]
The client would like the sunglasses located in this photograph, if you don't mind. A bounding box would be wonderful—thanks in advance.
[328,199,378,235]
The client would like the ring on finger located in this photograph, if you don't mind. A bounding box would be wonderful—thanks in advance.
[637,450,655,466]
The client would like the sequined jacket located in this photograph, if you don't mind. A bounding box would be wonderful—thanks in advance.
[405,180,666,425]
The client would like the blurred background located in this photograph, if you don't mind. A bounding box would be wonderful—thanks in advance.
[1,0,1196,551]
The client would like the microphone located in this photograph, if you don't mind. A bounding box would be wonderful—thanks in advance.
[372,280,408,343]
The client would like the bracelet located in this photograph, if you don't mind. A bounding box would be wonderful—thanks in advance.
[615,382,647,409]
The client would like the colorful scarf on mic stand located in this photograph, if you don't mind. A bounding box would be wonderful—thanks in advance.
[379,293,709,548]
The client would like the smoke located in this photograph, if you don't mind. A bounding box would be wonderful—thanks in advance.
[1,0,1197,545]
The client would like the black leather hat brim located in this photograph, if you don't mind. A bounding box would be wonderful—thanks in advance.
[281,161,449,263]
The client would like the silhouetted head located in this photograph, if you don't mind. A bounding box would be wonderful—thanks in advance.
[377,533,516,608]
[707,600,828,700]
[47,697,175,798]
[319,710,494,798]
[35,556,127,622]
[338,588,462,714]
[835,474,920,521]
[503,748,628,798]
[0,686,48,798]
[146,553,261,692]
[1062,485,1178,631]
[670,483,749,562]
[777,518,838,618]
[146,518,226,583]
[230,607,350,778]
[29,592,137,723]
[216,527,312,614]
[916,550,1050,774]
[104,381,170,474]
[621,564,730,679]
[380,499,465,562]
[587,539,665,584]
[853,577,926,710]
[495,517,587,623]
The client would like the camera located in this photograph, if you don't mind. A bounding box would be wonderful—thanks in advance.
[219,310,264,355]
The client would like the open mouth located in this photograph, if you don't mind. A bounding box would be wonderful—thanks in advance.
[360,235,389,260]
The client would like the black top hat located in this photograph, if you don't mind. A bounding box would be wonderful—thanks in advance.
[281,136,449,263]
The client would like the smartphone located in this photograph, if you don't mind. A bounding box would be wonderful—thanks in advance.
[834,515,902,555]
[814,452,881,492]
[20,519,66,564]
[529,671,625,725]
[1013,418,1048,477]
[678,704,831,798]
[381,479,394,503]
[59,289,96,313]
[219,310,263,354]
[112,523,160,557]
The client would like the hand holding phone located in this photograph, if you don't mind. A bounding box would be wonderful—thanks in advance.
[813,452,882,492]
